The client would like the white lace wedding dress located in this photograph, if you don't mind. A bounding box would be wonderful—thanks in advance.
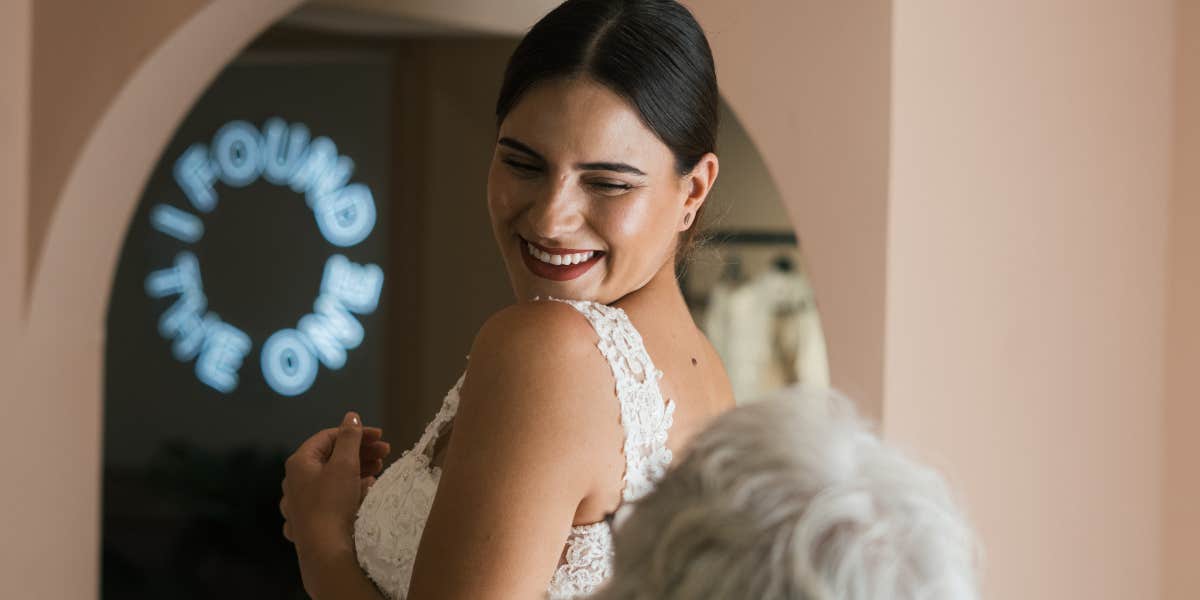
[353,297,676,599]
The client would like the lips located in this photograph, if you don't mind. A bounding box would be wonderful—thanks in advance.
[519,236,605,282]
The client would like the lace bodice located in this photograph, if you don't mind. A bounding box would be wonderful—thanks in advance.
[353,297,675,599]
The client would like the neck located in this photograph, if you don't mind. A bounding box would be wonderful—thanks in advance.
[615,256,693,325]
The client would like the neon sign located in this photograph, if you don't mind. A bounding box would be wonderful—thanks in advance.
[146,117,384,396]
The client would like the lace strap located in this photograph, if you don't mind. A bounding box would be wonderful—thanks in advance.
[413,367,468,459]
[538,297,676,507]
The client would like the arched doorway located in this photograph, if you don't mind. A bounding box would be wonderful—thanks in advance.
[95,7,829,592]
[23,2,891,597]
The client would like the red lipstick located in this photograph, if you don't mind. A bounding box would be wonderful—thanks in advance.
[519,237,604,282]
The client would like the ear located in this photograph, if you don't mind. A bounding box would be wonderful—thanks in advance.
[679,152,719,231]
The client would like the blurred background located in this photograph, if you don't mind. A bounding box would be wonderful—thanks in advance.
[1,1,1197,599]
[56,7,825,597]
[90,7,825,597]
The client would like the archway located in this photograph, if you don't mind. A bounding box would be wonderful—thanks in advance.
[21,2,891,597]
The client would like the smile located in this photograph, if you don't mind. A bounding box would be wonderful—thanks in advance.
[519,237,605,282]
[527,242,595,266]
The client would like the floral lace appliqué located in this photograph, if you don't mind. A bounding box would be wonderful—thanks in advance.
[353,299,674,600]
[353,371,464,599]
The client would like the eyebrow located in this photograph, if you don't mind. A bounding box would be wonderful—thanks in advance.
[498,136,647,176]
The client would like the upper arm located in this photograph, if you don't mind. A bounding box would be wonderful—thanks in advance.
[406,301,619,599]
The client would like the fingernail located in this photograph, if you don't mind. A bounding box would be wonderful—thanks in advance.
[344,412,360,427]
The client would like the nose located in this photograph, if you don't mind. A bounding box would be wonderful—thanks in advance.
[527,177,583,242]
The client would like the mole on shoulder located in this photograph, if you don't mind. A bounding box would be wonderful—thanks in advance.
[691,357,698,366]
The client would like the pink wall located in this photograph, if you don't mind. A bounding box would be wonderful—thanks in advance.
[1,1,29,330]
[0,0,1193,598]
[695,1,893,418]
[0,0,32,589]
[1166,2,1200,598]
[886,2,1173,598]
[27,0,211,284]
[8,2,303,598]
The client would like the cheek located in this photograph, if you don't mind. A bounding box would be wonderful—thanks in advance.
[486,171,520,223]
[605,193,676,247]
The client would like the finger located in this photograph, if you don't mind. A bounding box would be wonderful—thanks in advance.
[331,411,364,468]
[296,427,339,463]
[362,438,390,453]
[291,423,382,468]
[293,426,380,460]
[363,426,383,443]
[361,458,383,477]
[360,475,377,501]
[360,441,391,461]
[279,495,288,519]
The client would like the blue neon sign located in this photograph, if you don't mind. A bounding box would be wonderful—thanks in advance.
[146,117,384,396]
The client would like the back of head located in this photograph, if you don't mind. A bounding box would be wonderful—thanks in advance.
[595,388,981,600]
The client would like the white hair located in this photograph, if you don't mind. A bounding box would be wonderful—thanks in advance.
[593,387,981,600]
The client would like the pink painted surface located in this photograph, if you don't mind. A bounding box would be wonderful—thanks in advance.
[27,0,211,285]
[886,2,1172,599]
[1,0,1194,598]
[692,1,892,418]
[1166,2,1200,598]
[12,2,304,598]
[0,0,32,590]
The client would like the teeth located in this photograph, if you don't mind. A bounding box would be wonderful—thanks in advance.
[526,241,596,266]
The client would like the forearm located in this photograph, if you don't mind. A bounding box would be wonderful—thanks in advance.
[297,544,387,600]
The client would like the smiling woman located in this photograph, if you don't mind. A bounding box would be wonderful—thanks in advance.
[9,0,1187,598]
[488,75,707,300]
[280,1,738,599]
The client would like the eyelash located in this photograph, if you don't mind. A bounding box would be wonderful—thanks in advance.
[502,158,634,191]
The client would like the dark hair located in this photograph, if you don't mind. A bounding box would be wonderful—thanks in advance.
[495,0,719,266]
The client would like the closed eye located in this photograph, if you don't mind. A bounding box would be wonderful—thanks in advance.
[591,181,632,191]
[503,157,635,194]
[503,158,540,173]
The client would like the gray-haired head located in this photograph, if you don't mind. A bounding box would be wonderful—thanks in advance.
[594,387,981,600]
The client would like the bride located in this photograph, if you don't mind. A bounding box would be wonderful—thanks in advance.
[279,1,735,597]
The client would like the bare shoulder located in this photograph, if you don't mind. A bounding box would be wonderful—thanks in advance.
[458,300,617,445]
[472,299,599,359]
[409,300,622,597]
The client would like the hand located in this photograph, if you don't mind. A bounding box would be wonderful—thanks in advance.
[280,412,392,551]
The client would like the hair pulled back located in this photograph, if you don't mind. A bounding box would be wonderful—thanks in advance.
[496,0,719,264]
